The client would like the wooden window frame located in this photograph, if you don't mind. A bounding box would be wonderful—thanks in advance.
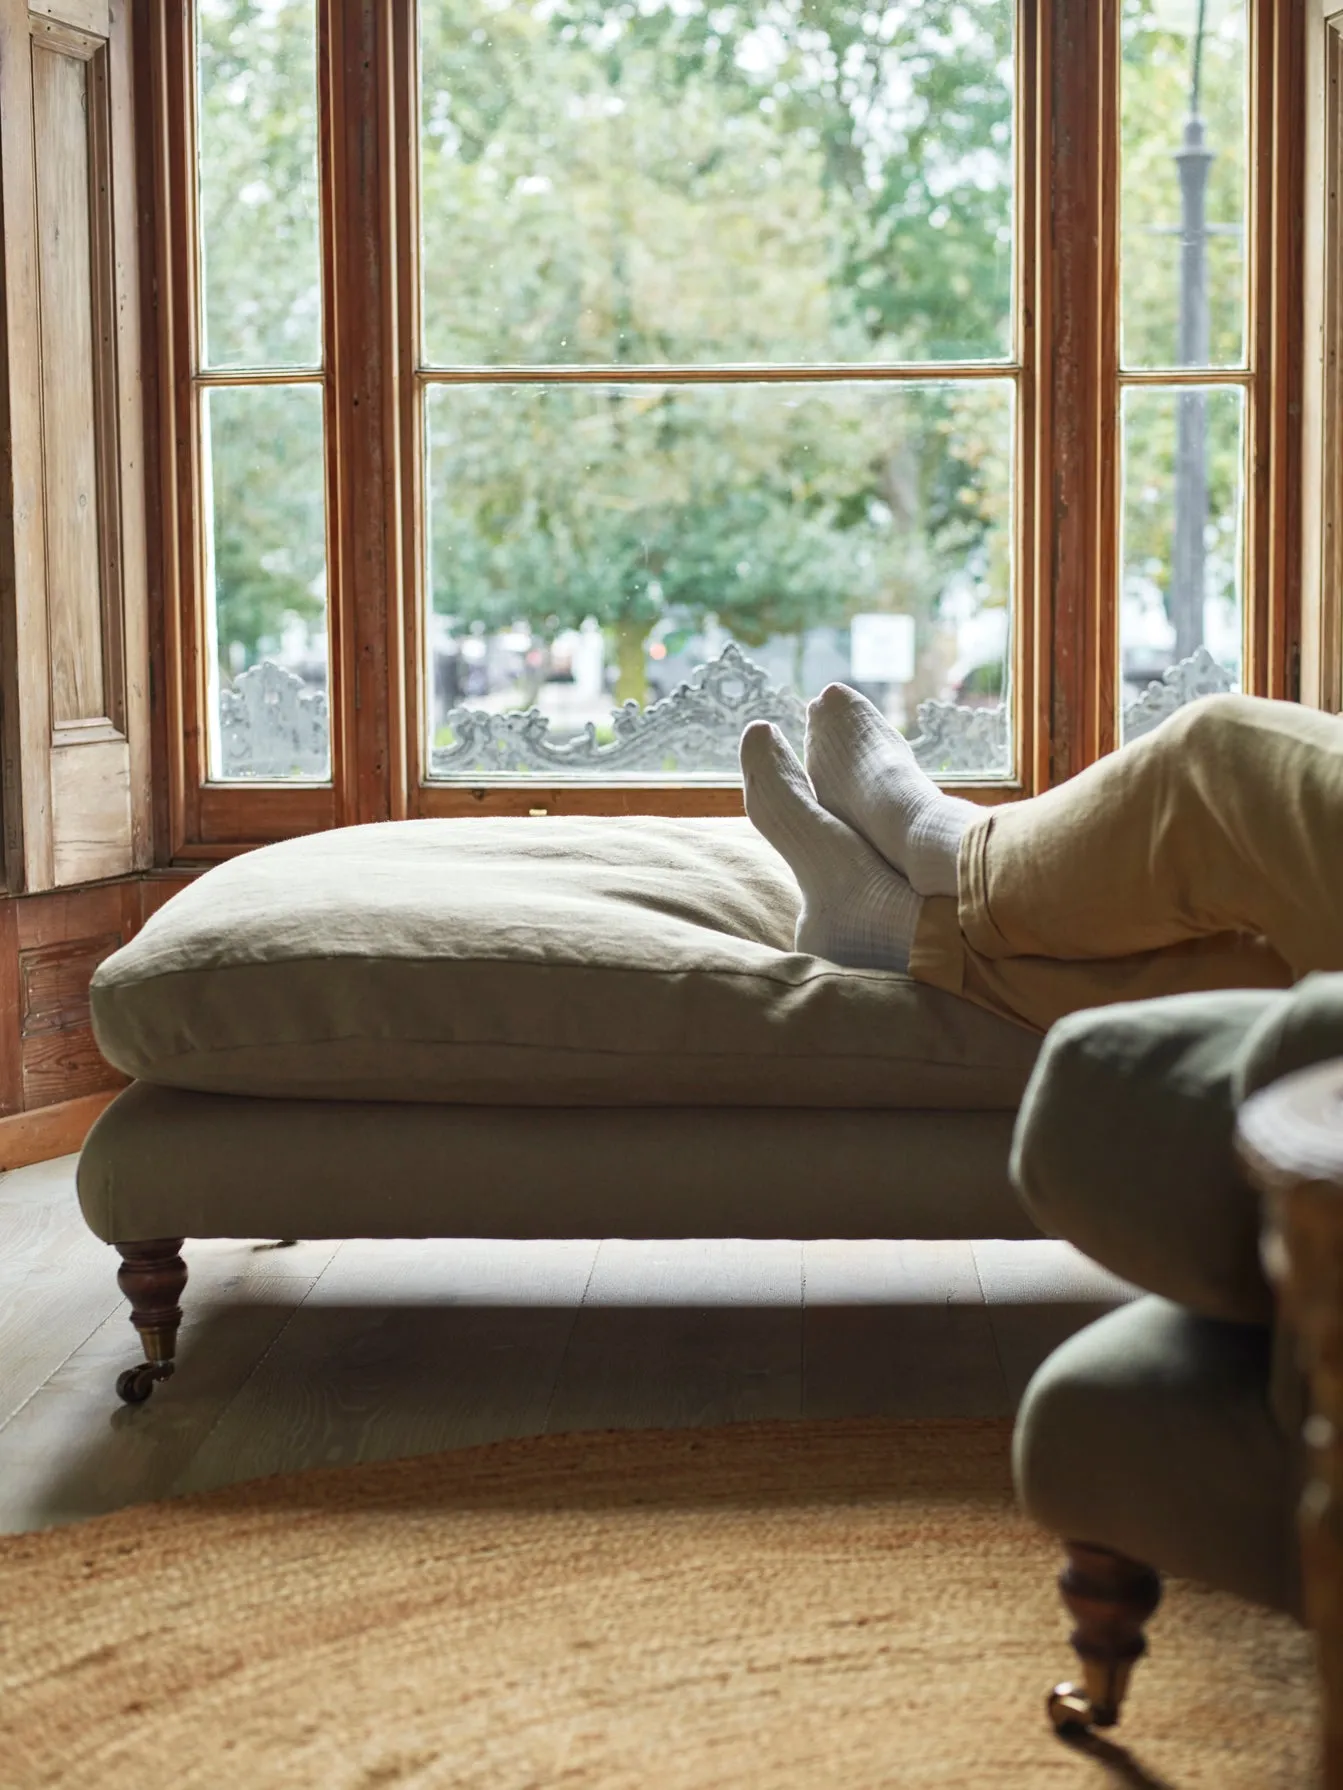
[133,0,1307,863]
[1302,0,1343,713]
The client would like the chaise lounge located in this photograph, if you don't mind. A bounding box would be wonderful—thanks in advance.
[77,812,1043,1401]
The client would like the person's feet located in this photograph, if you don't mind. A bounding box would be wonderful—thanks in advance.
[739,720,920,971]
[803,683,978,898]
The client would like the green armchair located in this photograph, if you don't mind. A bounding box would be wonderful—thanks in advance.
[1009,975,1343,1733]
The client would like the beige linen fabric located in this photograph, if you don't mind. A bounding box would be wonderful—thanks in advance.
[911,695,1343,1033]
[91,816,1039,1108]
[76,1082,1034,1243]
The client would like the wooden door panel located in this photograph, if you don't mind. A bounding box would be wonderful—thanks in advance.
[50,736,131,883]
[0,0,148,890]
[32,35,109,728]
[32,0,109,30]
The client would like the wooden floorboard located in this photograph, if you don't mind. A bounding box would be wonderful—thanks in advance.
[0,1156,126,1432]
[0,1160,1134,1533]
[0,1153,105,1276]
[546,1238,804,1434]
[802,1240,1011,1418]
[0,1236,340,1531]
[173,1237,600,1497]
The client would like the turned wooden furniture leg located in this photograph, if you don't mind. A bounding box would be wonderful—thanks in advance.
[1047,1541,1163,1735]
[1238,1059,1343,1790]
[114,1238,188,1405]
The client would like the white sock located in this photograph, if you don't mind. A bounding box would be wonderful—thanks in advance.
[804,684,979,898]
[739,721,921,972]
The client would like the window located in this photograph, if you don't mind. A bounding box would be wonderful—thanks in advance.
[1119,0,1249,739]
[195,0,330,781]
[418,0,1016,786]
[139,0,1304,855]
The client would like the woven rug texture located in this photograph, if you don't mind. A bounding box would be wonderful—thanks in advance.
[0,1418,1316,1788]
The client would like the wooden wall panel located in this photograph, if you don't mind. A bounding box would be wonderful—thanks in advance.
[19,933,121,1031]
[0,872,194,1135]
[0,899,21,1117]
[32,39,106,726]
[0,0,150,893]
[32,0,110,32]
[0,0,56,888]
[13,878,128,951]
[20,1024,125,1107]
[15,895,127,1108]
[50,738,133,884]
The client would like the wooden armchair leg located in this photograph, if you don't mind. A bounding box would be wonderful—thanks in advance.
[114,1239,187,1405]
[1047,1541,1163,1735]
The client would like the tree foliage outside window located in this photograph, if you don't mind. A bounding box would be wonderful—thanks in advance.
[416,0,1017,741]
[196,0,326,700]
[1119,0,1248,697]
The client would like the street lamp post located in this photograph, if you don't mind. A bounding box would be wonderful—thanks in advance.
[1170,0,1213,661]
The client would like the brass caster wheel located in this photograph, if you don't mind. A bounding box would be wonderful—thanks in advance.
[116,1365,155,1404]
[1048,1684,1105,1737]
[116,1363,170,1404]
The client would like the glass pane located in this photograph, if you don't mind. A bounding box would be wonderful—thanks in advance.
[197,0,321,370]
[1121,0,1247,370]
[203,384,330,779]
[418,0,1015,368]
[1119,383,1244,742]
[424,379,1014,782]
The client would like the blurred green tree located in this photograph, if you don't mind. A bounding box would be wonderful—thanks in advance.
[194,0,1233,728]
[1119,0,1248,657]
[197,0,326,673]
[416,0,1015,705]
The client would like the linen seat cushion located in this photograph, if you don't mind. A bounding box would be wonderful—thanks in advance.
[90,816,1040,1108]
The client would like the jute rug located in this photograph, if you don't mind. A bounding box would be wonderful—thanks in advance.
[0,1418,1314,1789]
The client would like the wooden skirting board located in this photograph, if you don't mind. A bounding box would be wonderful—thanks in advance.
[0,1088,119,1172]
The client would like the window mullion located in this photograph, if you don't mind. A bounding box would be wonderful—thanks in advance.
[323,0,405,830]
[172,0,342,840]
[1039,0,1119,785]
[1247,0,1306,703]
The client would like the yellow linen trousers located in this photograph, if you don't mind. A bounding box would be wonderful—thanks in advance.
[908,695,1343,1033]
